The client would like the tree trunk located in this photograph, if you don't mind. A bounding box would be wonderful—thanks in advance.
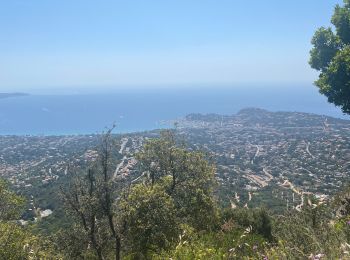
[115,236,121,260]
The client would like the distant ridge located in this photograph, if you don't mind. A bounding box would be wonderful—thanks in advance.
[184,107,350,128]
[0,93,29,99]
[187,107,348,120]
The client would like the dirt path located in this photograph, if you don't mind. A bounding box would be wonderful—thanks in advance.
[263,167,273,181]
[306,142,315,158]
[244,174,268,187]
[251,145,260,164]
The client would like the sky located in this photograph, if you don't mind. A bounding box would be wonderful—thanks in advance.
[0,0,344,92]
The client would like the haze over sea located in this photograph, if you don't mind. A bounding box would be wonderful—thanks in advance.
[0,85,347,136]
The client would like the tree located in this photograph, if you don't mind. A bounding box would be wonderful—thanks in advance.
[60,128,123,260]
[136,130,218,231]
[120,183,179,258]
[116,130,218,258]
[310,0,350,113]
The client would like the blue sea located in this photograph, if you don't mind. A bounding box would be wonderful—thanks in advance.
[0,85,348,135]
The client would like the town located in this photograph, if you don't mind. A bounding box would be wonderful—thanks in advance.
[1,108,350,219]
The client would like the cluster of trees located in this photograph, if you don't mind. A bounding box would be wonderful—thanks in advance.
[55,129,218,259]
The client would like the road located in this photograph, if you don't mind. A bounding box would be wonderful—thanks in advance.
[251,145,260,164]
[306,142,315,158]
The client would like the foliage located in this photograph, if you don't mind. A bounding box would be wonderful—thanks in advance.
[52,224,104,259]
[59,128,122,260]
[155,224,267,259]
[136,130,218,231]
[117,130,219,258]
[0,222,54,259]
[0,179,25,220]
[268,205,346,259]
[310,0,350,113]
[222,207,274,242]
[121,183,180,258]
[0,178,57,259]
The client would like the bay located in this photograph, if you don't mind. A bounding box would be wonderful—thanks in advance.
[0,85,347,135]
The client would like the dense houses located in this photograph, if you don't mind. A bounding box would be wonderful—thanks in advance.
[175,108,350,210]
[1,108,350,213]
[0,135,100,188]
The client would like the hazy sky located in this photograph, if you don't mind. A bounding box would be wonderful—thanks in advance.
[0,0,343,92]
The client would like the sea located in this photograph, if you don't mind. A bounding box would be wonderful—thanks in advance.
[0,85,348,135]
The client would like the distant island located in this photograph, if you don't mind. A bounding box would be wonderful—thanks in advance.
[0,93,29,99]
